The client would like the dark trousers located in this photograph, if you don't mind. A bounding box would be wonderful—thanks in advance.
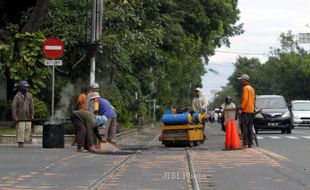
[240,112,254,146]
[71,116,88,149]
[102,118,116,141]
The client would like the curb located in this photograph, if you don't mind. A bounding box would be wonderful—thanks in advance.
[0,128,139,145]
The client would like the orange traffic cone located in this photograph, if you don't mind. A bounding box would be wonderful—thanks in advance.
[231,119,242,150]
[225,119,232,150]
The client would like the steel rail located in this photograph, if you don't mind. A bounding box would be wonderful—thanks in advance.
[186,149,201,190]
[87,134,160,190]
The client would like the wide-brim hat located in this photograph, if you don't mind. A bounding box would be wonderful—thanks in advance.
[89,92,100,99]
[194,87,201,92]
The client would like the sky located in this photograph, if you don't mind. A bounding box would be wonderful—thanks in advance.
[202,0,310,101]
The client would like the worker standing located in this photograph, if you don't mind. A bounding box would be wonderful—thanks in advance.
[192,87,208,113]
[238,74,255,148]
[11,80,35,148]
[221,96,236,132]
[192,87,208,139]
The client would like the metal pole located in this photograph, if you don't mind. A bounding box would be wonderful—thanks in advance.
[149,100,151,119]
[90,0,104,85]
[51,63,55,120]
[153,99,156,120]
[90,57,95,84]
[90,0,97,85]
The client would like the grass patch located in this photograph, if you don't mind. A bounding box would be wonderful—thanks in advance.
[0,127,16,135]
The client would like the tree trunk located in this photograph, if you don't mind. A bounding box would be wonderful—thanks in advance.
[21,0,49,33]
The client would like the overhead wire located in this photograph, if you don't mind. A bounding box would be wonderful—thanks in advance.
[215,50,269,56]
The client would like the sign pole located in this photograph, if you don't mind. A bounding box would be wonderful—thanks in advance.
[41,37,64,121]
[51,59,55,120]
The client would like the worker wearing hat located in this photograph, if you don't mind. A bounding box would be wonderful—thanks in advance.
[192,87,208,113]
[192,87,209,138]
[86,83,100,113]
[238,74,255,148]
[11,80,35,148]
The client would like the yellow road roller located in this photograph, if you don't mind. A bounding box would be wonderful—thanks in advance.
[159,109,206,147]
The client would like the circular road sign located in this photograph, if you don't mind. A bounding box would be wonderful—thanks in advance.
[42,37,64,59]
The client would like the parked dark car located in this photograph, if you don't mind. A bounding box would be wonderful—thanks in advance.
[254,95,292,134]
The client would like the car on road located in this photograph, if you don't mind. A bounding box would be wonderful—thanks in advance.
[290,100,310,128]
[254,95,292,134]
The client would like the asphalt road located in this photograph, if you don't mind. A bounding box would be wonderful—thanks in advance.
[198,122,310,190]
[1,123,310,190]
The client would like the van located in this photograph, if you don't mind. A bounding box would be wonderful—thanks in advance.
[254,95,292,134]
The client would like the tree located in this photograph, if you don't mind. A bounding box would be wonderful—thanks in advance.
[1,0,243,125]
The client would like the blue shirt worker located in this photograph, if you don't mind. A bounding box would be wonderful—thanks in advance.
[97,97,117,144]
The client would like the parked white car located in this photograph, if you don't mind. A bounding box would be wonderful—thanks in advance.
[290,100,310,128]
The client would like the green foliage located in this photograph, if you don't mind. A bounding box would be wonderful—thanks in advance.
[2,0,243,125]
[33,97,50,119]
[0,127,16,135]
[213,31,310,106]
[0,41,10,78]
[41,0,90,80]
[9,32,49,95]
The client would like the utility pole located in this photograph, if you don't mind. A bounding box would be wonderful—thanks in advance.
[90,0,104,84]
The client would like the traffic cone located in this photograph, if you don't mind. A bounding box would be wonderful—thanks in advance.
[225,119,232,150]
[231,119,242,150]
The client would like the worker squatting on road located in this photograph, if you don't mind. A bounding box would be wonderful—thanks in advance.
[70,110,108,152]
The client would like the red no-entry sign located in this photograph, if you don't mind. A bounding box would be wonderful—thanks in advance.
[42,37,64,59]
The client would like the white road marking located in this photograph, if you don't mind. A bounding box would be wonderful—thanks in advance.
[284,136,299,139]
[269,136,281,139]
[293,130,310,135]
[256,135,310,140]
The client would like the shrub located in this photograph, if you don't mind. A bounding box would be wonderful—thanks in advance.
[33,97,50,119]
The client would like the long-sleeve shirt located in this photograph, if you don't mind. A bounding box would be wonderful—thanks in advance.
[192,95,208,112]
[72,110,97,146]
[77,93,87,110]
[98,98,117,118]
[11,91,34,121]
[241,84,255,113]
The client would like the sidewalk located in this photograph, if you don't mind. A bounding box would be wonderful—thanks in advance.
[0,123,160,190]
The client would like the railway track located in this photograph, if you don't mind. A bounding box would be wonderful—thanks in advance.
[87,135,200,190]
[87,134,160,190]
